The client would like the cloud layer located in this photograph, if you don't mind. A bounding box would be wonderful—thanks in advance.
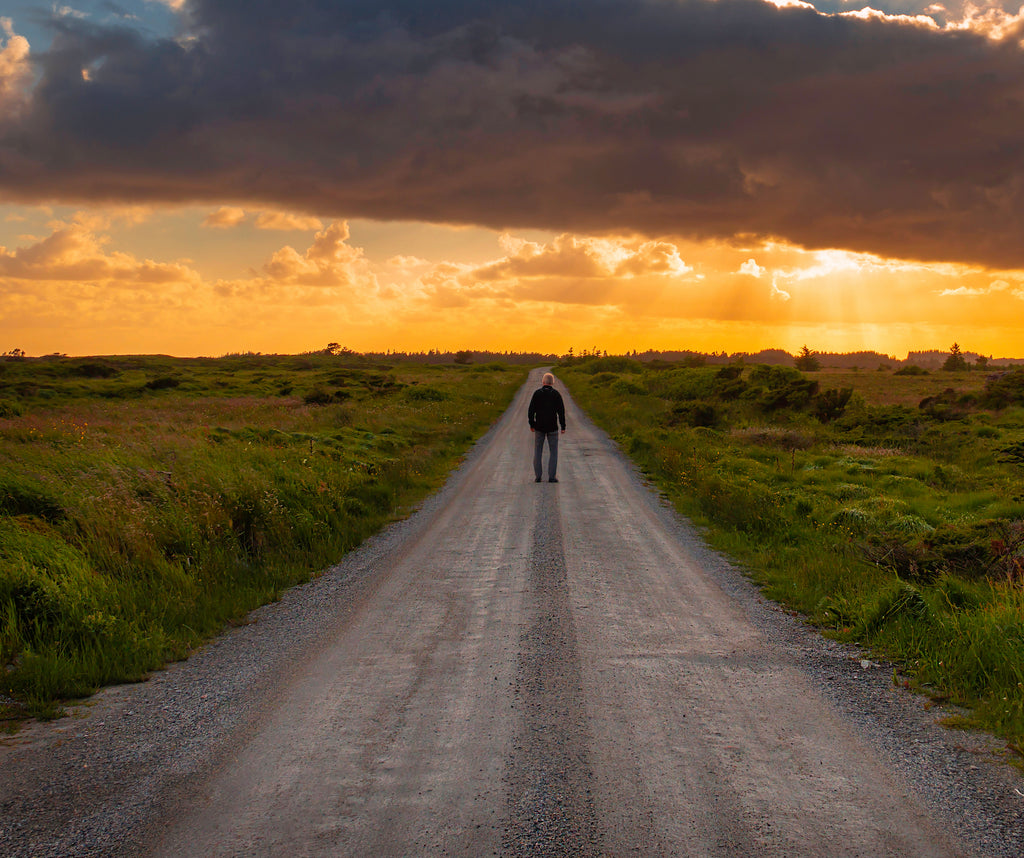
[4,1,1024,266]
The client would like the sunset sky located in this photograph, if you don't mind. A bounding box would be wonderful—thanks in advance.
[3,0,1024,358]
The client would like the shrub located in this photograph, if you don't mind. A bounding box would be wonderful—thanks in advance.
[145,376,181,390]
[404,385,447,402]
[712,367,748,400]
[813,388,853,423]
[303,388,333,405]
[576,356,644,374]
[980,369,1024,409]
[649,368,718,402]
[666,402,720,428]
[756,377,819,412]
[72,363,119,379]
[919,388,975,421]
[611,378,646,396]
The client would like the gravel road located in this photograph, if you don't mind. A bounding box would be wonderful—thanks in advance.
[2,368,1022,857]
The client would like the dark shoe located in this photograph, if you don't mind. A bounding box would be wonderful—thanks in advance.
[535,477,542,482]
[548,477,558,483]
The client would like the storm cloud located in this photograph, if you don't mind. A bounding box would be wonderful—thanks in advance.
[4,0,1024,266]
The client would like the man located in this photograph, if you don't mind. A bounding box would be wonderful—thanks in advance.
[528,372,566,483]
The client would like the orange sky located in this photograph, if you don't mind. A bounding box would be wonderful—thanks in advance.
[3,204,1021,358]
[4,2,1024,358]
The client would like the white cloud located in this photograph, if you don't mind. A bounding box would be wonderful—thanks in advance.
[0,19,31,113]
[840,7,940,30]
[738,258,765,278]
[770,278,791,302]
[946,3,1024,42]
[938,278,1023,297]
[938,285,988,296]
[54,6,89,20]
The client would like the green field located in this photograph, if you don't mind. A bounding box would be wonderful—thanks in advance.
[0,353,527,720]
[560,357,1024,758]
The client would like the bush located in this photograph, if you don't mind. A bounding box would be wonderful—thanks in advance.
[756,377,819,412]
[404,385,447,402]
[611,378,646,396]
[980,369,1024,409]
[145,376,181,391]
[813,388,853,423]
[72,363,119,379]
[666,402,720,428]
[919,388,975,421]
[712,367,748,400]
[575,356,644,374]
[649,368,718,402]
[303,388,334,405]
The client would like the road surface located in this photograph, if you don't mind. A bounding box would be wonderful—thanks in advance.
[1,368,1022,857]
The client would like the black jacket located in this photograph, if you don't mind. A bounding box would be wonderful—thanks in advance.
[528,385,566,433]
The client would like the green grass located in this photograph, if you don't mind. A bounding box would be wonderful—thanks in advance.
[561,356,1024,755]
[0,354,528,719]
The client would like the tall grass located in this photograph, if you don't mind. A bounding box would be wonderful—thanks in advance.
[0,355,527,718]
[562,357,1024,755]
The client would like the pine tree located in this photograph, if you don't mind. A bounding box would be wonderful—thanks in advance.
[794,345,821,372]
[942,343,969,372]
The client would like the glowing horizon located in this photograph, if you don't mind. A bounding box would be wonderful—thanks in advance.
[4,205,1022,360]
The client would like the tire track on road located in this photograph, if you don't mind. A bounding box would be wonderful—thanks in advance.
[504,486,602,857]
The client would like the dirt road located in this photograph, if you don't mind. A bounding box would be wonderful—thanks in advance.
[2,369,1022,857]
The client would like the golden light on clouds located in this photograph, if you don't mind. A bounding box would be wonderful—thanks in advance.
[4,1,1024,358]
[0,18,30,112]
[3,206,1024,358]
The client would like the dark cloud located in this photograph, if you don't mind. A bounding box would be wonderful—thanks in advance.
[4,0,1024,266]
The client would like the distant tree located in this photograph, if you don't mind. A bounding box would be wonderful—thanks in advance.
[942,343,969,372]
[975,355,990,371]
[2,348,26,360]
[453,350,472,365]
[794,345,821,372]
[325,342,342,355]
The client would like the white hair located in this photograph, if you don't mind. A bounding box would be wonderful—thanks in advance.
[542,372,554,385]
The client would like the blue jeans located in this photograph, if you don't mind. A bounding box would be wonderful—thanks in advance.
[533,431,559,480]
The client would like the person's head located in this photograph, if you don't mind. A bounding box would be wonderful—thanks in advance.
[542,372,554,386]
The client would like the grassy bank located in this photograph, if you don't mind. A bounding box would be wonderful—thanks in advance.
[0,353,528,719]
[561,357,1024,755]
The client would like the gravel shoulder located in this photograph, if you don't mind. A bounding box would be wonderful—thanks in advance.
[1,369,1021,857]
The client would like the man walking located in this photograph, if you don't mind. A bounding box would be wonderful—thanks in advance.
[528,372,566,482]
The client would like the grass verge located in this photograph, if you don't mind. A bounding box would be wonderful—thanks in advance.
[1,354,528,719]
[560,357,1024,757]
